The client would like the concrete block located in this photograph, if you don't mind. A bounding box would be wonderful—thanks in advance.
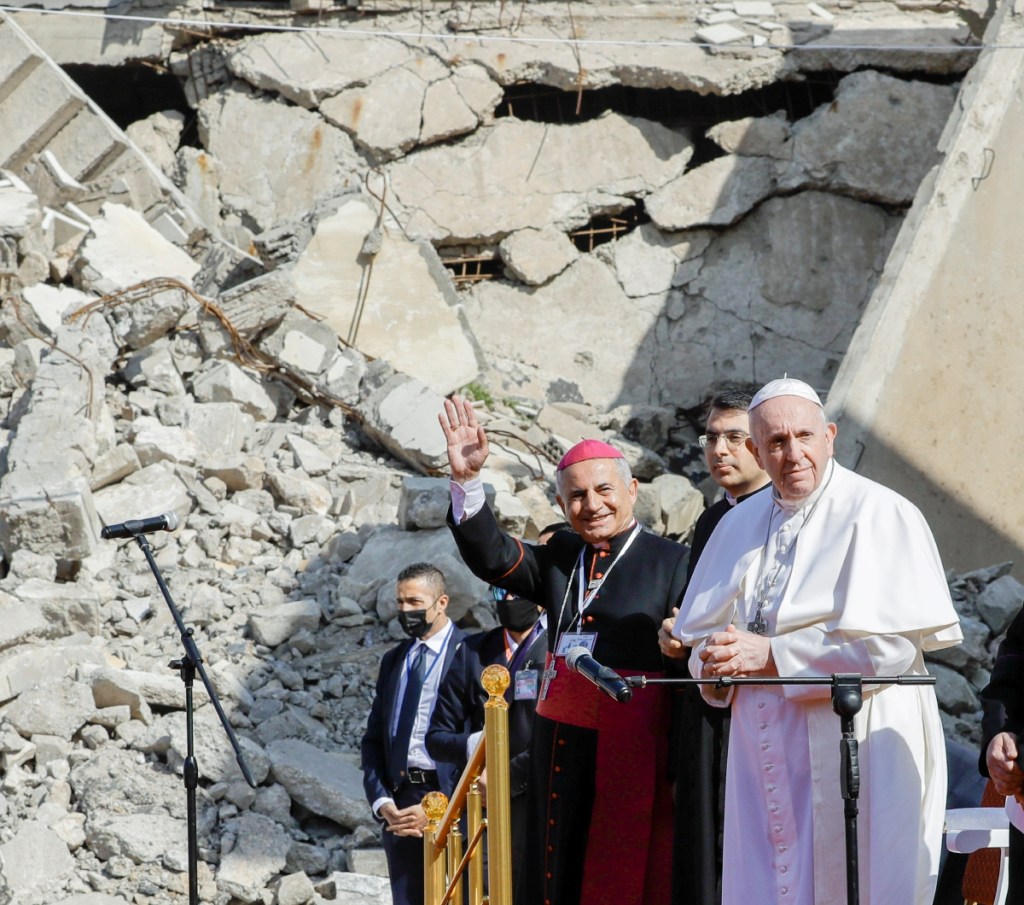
[248,599,322,648]
[0,474,100,563]
[499,226,579,286]
[191,360,278,421]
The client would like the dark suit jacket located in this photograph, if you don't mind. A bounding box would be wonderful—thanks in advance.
[426,624,547,797]
[361,623,468,807]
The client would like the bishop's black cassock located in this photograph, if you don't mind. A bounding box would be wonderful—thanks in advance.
[449,502,687,905]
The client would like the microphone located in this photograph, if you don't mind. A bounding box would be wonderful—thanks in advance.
[565,647,633,703]
[100,512,180,540]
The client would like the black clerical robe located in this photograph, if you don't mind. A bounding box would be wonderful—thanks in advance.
[449,504,687,905]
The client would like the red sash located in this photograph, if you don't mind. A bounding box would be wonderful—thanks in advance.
[537,653,673,905]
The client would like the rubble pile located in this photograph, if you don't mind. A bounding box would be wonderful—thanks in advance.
[0,0,1013,902]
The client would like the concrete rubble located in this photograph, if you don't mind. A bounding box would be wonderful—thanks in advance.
[0,0,1011,902]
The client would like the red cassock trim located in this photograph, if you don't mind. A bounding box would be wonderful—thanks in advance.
[537,654,673,905]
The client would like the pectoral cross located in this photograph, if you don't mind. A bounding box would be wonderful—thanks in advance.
[539,667,558,701]
[747,615,768,636]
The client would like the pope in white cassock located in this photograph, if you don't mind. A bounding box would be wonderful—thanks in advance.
[671,378,962,905]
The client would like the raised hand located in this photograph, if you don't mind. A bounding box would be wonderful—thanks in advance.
[439,395,490,483]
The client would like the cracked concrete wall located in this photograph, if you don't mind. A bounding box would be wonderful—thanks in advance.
[829,0,1024,575]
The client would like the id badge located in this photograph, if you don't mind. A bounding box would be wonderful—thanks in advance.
[556,632,598,657]
[515,669,539,700]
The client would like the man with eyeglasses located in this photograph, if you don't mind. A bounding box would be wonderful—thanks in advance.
[426,524,564,890]
[361,562,468,905]
[669,378,962,905]
[660,386,769,905]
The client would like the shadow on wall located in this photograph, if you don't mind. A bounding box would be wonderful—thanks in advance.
[834,413,1022,578]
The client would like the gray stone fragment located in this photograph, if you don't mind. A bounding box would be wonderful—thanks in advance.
[84,663,208,716]
[217,811,292,903]
[265,470,332,516]
[397,476,459,530]
[651,473,706,539]
[780,70,957,204]
[89,444,141,491]
[261,310,337,377]
[216,268,296,338]
[976,574,1024,636]
[357,374,449,475]
[316,871,391,905]
[3,677,95,740]
[12,577,101,637]
[286,434,334,477]
[191,360,278,421]
[198,86,363,233]
[292,198,479,395]
[71,203,199,297]
[0,598,48,653]
[201,454,266,492]
[267,738,374,830]
[0,171,40,238]
[275,871,315,905]
[387,113,693,242]
[499,227,580,286]
[122,344,186,396]
[124,110,185,178]
[132,421,204,468]
[346,847,389,877]
[0,821,75,901]
[707,112,792,158]
[86,812,188,867]
[184,402,254,457]
[92,462,191,528]
[647,155,778,230]
[930,662,979,715]
[249,599,322,648]
[0,636,107,706]
[346,527,487,623]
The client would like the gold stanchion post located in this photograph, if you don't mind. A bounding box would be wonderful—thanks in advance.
[422,790,448,905]
[467,779,485,905]
[481,664,512,905]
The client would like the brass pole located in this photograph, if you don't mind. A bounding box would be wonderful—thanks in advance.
[481,664,512,905]
[422,791,449,905]
[468,781,485,905]
[447,816,464,905]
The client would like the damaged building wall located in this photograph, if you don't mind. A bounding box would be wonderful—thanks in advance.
[830,0,1024,574]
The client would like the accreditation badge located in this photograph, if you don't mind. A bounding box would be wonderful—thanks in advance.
[555,632,597,657]
[514,669,539,700]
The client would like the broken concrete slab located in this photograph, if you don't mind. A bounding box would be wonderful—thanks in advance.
[224,33,415,110]
[70,203,200,296]
[321,56,501,159]
[0,821,76,901]
[86,812,188,868]
[464,254,665,410]
[124,111,185,180]
[707,112,792,158]
[0,170,40,238]
[267,738,373,830]
[217,811,293,903]
[357,372,451,474]
[249,599,322,649]
[647,155,779,230]
[385,113,694,242]
[499,227,580,286]
[191,359,278,421]
[780,70,958,204]
[91,462,192,529]
[197,86,365,234]
[292,196,479,394]
[2,677,95,739]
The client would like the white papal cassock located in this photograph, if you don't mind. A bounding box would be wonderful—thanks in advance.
[673,460,962,905]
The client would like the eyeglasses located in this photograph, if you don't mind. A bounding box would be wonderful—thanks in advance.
[490,586,518,603]
[698,431,749,450]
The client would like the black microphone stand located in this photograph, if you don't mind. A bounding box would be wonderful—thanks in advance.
[130,532,257,905]
[627,672,936,905]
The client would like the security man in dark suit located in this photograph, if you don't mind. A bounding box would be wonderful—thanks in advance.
[426,586,548,886]
[361,562,467,905]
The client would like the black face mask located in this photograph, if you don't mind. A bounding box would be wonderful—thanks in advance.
[398,604,437,639]
[497,597,539,633]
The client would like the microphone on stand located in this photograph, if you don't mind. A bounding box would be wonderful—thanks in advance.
[565,647,633,703]
[100,512,180,540]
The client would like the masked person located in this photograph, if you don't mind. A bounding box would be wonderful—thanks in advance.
[361,562,468,905]
[427,524,565,888]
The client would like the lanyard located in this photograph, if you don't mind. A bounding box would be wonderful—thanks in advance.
[575,522,642,616]
[551,522,643,655]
